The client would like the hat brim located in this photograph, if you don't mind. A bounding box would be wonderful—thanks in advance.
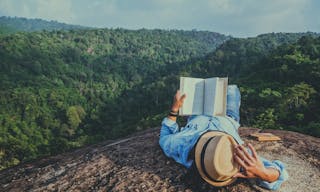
[194,131,238,187]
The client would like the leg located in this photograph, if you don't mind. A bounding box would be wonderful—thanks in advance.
[226,85,241,123]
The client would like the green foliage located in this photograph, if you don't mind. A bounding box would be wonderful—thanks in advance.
[284,83,316,108]
[305,122,320,137]
[259,88,282,98]
[196,34,320,138]
[253,108,278,129]
[66,106,86,135]
[0,16,88,35]
[0,25,228,170]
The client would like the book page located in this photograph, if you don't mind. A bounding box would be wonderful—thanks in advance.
[179,77,204,115]
[204,77,228,116]
[203,78,217,116]
[214,78,227,116]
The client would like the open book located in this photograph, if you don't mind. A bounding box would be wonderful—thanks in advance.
[179,77,228,116]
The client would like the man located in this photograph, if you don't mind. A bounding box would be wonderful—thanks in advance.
[159,85,288,190]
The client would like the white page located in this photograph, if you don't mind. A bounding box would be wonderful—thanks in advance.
[204,77,228,116]
[213,78,227,116]
[203,78,217,116]
[179,77,204,115]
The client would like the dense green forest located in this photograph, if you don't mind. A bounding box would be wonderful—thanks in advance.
[0,26,228,169]
[0,17,319,170]
[0,16,87,34]
[183,34,320,136]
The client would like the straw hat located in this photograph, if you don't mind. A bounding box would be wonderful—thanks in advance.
[194,131,239,187]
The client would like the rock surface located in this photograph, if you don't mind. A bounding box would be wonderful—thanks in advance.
[0,127,319,192]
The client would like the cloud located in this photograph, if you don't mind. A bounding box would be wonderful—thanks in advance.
[232,0,310,34]
[35,0,74,22]
[0,0,75,23]
[0,0,319,37]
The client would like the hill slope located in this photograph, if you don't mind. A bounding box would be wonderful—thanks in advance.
[0,16,88,34]
[1,127,319,192]
[0,28,228,170]
[186,35,320,137]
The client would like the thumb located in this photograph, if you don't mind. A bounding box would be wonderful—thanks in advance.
[233,172,247,178]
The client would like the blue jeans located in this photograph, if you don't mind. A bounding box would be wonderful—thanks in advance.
[227,85,241,123]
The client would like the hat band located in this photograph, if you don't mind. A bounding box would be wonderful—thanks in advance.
[200,136,230,183]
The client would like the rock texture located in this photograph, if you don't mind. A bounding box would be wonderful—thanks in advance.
[1,127,319,192]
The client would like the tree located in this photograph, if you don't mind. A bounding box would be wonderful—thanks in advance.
[66,106,86,136]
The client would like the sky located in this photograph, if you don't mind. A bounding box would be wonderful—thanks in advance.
[0,0,319,37]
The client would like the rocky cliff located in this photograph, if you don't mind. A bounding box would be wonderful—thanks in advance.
[1,127,319,192]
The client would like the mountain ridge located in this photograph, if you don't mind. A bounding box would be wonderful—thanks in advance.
[0,16,89,34]
[0,26,229,170]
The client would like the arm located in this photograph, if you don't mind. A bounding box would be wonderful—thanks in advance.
[233,144,288,190]
[167,90,186,122]
[159,90,193,168]
[159,117,193,168]
[160,90,186,143]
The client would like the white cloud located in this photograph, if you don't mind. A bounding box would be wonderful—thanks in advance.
[0,0,75,23]
[233,0,311,36]
[34,0,74,22]
[206,0,236,15]
[0,0,318,37]
[0,0,21,15]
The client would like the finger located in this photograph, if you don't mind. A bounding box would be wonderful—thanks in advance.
[235,146,253,166]
[248,143,258,159]
[239,145,254,162]
[181,94,186,101]
[233,172,248,179]
[175,90,181,98]
[234,154,247,168]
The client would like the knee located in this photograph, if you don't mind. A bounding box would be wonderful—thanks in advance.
[228,85,240,95]
[228,84,238,90]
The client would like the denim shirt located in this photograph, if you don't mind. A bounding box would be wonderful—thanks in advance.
[159,115,289,190]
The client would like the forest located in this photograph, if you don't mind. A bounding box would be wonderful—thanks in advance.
[0,17,319,170]
[0,16,87,34]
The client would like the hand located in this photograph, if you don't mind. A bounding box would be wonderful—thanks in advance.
[171,90,186,112]
[233,143,271,181]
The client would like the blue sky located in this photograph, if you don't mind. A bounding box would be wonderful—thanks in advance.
[0,0,319,37]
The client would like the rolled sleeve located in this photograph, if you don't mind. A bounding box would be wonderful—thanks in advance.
[159,118,180,164]
[258,159,289,190]
[161,117,179,135]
